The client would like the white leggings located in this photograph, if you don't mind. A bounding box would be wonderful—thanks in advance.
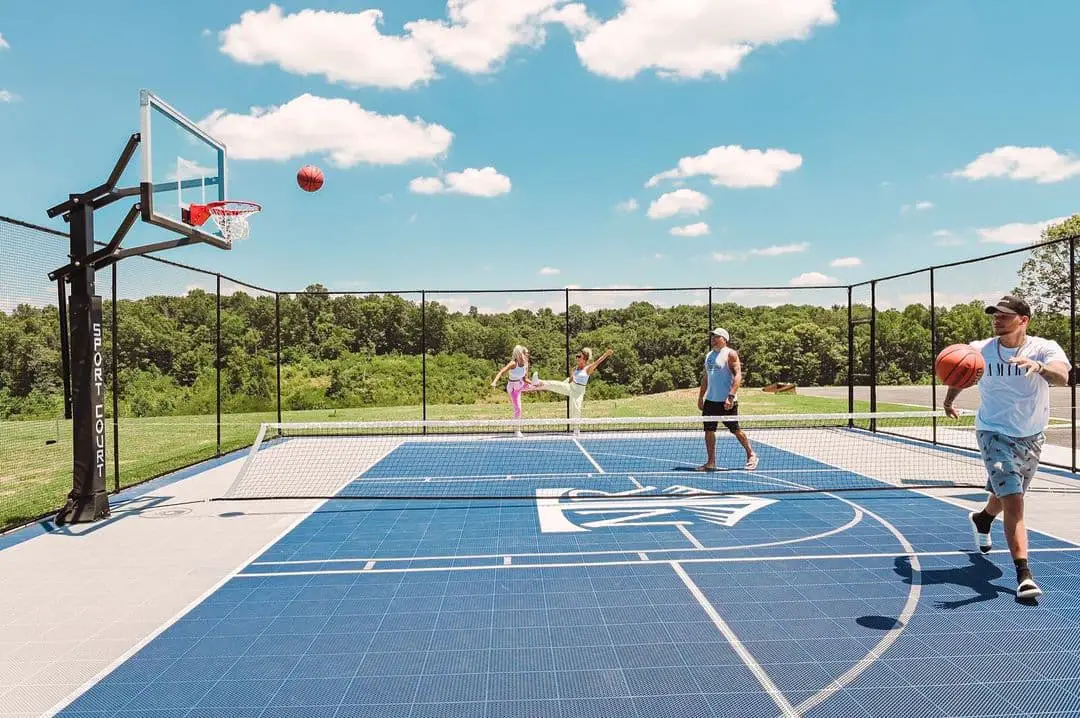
[530,379,587,419]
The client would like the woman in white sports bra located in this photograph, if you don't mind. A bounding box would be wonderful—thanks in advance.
[492,345,539,423]
[526,347,613,430]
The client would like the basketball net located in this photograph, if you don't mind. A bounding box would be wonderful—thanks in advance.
[189,200,261,244]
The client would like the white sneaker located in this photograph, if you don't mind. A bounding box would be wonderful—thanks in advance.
[514,430,523,438]
[969,512,992,554]
[744,454,759,471]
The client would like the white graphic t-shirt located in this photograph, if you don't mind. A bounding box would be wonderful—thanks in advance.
[969,335,1070,437]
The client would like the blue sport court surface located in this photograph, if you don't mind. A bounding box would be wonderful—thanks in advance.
[44,427,1080,717]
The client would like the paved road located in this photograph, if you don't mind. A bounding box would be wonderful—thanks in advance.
[800,384,1077,450]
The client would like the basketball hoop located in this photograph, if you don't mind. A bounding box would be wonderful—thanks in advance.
[188,200,261,243]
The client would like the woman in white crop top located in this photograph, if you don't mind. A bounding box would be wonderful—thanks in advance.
[525,347,613,431]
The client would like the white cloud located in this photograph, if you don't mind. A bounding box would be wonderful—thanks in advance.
[538,266,561,276]
[790,271,837,286]
[407,0,568,74]
[219,6,436,89]
[932,229,963,246]
[952,146,1080,184]
[409,167,512,197]
[0,90,16,103]
[830,256,861,268]
[571,0,838,81]
[749,242,809,256]
[615,198,639,212]
[647,145,802,188]
[976,216,1071,245]
[646,189,710,219]
[0,33,8,50]
[218,1,576,89]
[712,252,737,262]
[653,253,665,260]
[199,94,452,167]
[379,193,394,203]
[901,200,934,213]
[670,222,710,237]
[409,177,446,195]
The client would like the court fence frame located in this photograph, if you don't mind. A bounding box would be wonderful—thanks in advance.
[1,213,1078,531]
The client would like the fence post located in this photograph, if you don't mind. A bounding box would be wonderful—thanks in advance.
[565,288,570,427]
[870,280,877,432]
[708,286,713,332]
[112,264,119,492]
[847,286,854,421]
[1071,237,1076,473]
[216,274,221,455]
[930,268,937,446]
[421,291,427,428]
[275,293,282,425]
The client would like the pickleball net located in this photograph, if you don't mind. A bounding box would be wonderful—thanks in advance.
[217,410,1080,502]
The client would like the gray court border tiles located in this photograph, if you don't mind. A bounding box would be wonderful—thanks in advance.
[10,432,1080,717]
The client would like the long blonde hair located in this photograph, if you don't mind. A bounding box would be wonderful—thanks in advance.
[512,345,527,364]
[578,347,593,363]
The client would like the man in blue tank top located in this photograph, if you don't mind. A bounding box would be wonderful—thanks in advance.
[697,328,758,471]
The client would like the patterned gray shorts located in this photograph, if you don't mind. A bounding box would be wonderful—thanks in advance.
[976,430,1045,498]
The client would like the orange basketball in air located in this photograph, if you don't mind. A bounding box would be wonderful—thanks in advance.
[297,165,324,192]
[935,344,985,389]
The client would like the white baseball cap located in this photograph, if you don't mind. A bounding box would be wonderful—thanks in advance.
[710,328,729,340]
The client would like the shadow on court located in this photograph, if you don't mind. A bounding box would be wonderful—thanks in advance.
[892,553,1022,608]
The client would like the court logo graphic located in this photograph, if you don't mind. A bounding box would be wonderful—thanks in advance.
[535,485,776,533]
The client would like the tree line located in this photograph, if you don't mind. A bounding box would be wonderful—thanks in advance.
[1,216,1076,420]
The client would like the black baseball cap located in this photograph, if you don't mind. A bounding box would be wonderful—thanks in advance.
[984,294,1031,317]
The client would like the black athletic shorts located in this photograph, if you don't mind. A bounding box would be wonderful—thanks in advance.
[702,399,740,433]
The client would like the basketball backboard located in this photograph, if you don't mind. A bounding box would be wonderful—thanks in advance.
[138,90,231,247]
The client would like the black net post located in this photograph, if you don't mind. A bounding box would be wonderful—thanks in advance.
[275,293,282,424]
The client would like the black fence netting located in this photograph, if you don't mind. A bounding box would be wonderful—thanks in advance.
[1,212,1078,532]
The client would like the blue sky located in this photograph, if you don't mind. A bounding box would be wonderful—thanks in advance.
[2,0,1079,310]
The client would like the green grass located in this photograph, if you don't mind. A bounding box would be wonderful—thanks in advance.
[0,388,937,532]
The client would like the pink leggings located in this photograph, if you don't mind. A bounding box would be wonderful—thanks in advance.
[507,379,526,419]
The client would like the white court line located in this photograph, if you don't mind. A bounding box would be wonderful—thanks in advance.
[251,508,864,566]
[573,438,605,474]
[234,545,1080,578]
[42,498,338,717]
[637,552,649,561]
[363,561,375,570]
[627,474,645,489]
[677,524,705,549]
[503,556,512,566]
[671,561,798,718]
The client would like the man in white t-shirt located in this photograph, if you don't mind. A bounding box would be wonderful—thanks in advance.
[944,295,1071,600]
